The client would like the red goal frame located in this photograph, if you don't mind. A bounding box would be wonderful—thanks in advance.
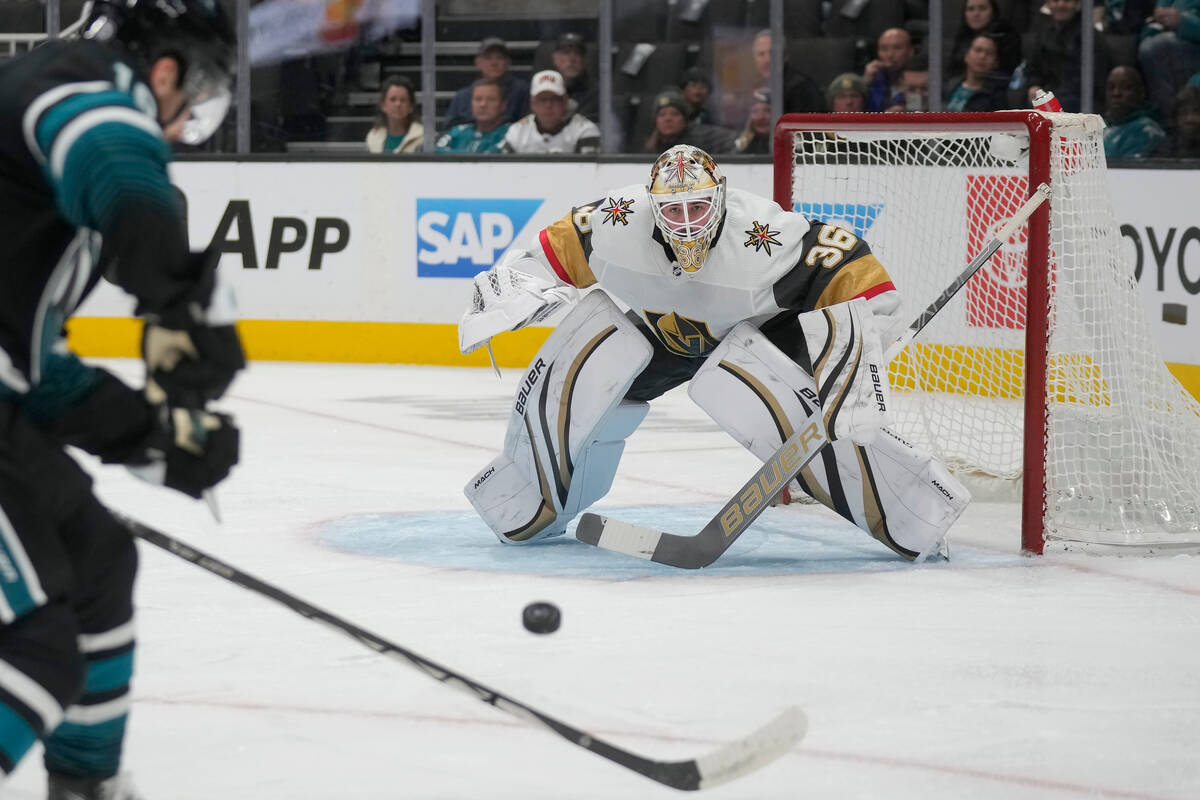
[772,112,1057,554]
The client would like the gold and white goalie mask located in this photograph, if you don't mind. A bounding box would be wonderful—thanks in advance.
[647,144,727,274]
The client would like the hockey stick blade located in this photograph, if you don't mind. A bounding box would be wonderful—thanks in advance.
[577,411,828,568]
[118,513,804,790]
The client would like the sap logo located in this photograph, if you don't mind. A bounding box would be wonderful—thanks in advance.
[208,200,349,270]
[417,198,543,278]
[514,358,547,415]
[795,202,884,239]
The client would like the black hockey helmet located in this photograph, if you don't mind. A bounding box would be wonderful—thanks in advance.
[80,0,235,144]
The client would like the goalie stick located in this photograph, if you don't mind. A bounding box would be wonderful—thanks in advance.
[117,513,805,791]
[576,412,828,568]
[577,182,1052,569]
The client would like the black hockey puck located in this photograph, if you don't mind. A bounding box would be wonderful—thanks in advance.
[522,601,561,634]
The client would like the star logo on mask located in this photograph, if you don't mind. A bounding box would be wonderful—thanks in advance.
[600,196,635,226]
[743,220,782,255]
[667,152,698,187]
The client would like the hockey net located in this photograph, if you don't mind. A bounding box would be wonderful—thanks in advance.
[773,112,1200,554]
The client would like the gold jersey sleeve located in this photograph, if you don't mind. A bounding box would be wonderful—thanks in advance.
[771,220,896,312]
[535,203,604,289]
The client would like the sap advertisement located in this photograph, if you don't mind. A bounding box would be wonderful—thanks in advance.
[73,160,1195,368]
[415,198,543,278]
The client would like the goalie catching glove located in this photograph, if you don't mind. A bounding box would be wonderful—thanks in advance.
[143,249,246,408]
[126,405,240,499]
[459,253,578,354]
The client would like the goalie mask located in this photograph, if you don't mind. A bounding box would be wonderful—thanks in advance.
[81,0,235,145]
[647,145,727,275]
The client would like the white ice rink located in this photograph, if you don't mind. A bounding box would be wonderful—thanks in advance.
[7,359,1199,800]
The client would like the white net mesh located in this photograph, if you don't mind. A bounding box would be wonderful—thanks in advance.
[784,113,1200,550]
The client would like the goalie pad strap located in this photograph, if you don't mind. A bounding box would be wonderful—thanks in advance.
[465,291,652,544]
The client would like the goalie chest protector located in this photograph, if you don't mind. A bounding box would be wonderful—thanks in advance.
[542,185,892,359]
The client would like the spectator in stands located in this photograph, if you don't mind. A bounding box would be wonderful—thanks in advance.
[1023,0,1107,111]
[1138,1,1200,122]
[443,38,530,128]
[551,32,599,119]
[679,68,715,124]
[1098,0,1157,33]
[949,0,1022,78]
[1156,83,1200,154]
[502,70,600,154]
[752,30,825,113]
[642,90,735,154]
[827,73,869,112]
[1102,65,1167,156]
[734,88,772,153]
[435,78,511,154]
[945,35,1011,111]
[864,28,926,111]
[365,76,424,154]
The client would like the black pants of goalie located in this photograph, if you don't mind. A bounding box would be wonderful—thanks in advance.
[0,400,137,783]
[623,310,809,402]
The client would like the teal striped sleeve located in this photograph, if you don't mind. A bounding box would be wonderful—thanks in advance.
[29,86,175,233]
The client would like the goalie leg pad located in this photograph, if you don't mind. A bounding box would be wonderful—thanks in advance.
[820,429,971,561]
[796,297,892,442]
[688,324,968,561]
[688,323,822,464]
[465,291,653,544]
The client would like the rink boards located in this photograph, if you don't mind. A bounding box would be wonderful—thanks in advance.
[68,160,1200,397]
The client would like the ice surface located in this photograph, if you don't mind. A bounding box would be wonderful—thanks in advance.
[6,361,1198,799]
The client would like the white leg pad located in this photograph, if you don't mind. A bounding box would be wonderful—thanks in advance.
[465,291,653,544]
[688,323,821,464]
[688,323,970,561]
[827,429,971,561]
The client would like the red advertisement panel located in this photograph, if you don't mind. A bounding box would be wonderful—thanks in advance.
[965,174,1029,329]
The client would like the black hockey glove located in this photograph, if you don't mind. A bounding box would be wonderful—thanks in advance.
[127,405,240,499]
[143,250,246,408]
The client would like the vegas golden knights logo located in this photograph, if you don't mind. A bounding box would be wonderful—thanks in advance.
[644,310,719,357]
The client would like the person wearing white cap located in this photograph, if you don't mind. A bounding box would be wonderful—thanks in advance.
[501,70,601,154]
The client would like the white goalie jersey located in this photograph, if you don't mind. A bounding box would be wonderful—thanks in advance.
[516,184,900,358]
[464,148,969,563]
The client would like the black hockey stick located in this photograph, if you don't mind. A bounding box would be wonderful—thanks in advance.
[883,182,1051,362]
[116,513,805,791]
[577,183,1052,569]
[575,410,828,568]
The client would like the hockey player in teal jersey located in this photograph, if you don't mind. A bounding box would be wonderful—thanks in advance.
[0,1,242,797]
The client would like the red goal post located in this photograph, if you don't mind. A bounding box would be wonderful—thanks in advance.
[772,112,1200,555]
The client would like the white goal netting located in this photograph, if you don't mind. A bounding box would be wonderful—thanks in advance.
[781,113,1200,551]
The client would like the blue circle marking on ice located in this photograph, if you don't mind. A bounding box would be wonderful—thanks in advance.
[316,505,1022,578]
